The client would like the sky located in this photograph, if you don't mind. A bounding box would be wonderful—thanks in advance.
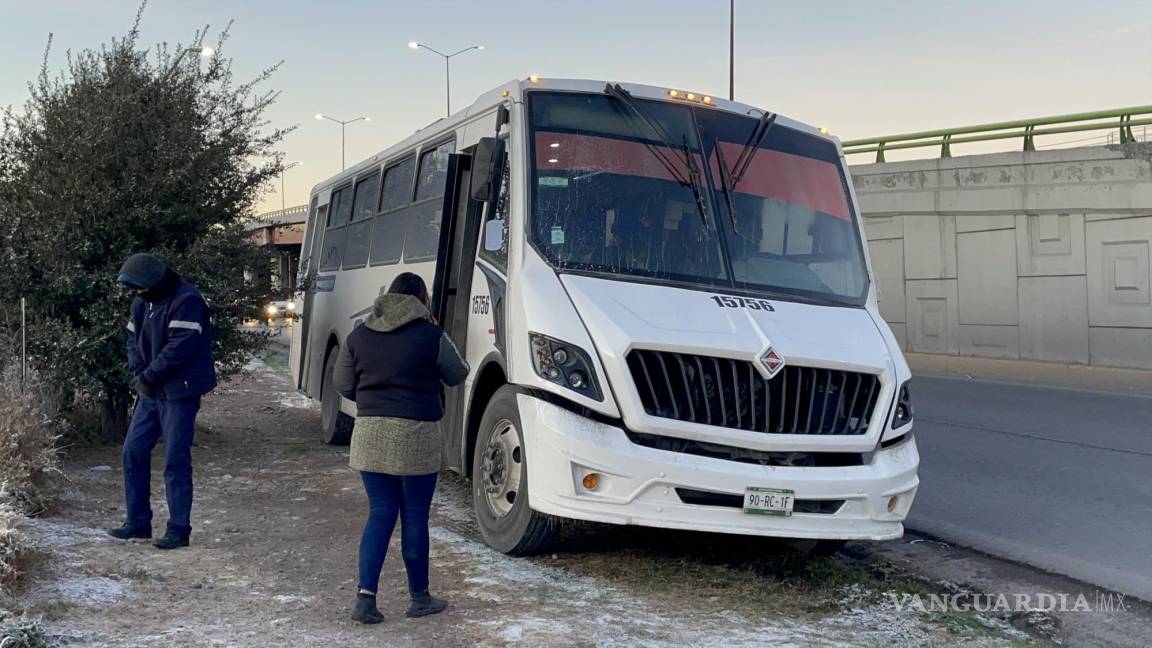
[2,0,1150,214]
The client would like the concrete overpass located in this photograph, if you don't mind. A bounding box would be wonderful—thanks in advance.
[246,204,308,292]
[848,120,1152,370]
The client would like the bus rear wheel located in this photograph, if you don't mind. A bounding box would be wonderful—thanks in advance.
[472,386,557,555]
[321,350,354,446]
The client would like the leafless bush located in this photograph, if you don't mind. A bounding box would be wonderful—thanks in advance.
[0,496,27,593]
[0,363,63,515]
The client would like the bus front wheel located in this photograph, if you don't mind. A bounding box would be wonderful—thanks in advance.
[321,350,354,446]
[472,386,557,555]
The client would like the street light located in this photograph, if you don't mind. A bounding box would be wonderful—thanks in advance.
[280,161,303,212]
[729,0,735,100]
[315,114,370,170]
[408,41,485,117]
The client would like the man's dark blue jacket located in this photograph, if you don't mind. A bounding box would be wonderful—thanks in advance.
[126,273,217,400]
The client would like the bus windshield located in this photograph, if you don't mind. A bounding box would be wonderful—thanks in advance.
[528,91,869,305]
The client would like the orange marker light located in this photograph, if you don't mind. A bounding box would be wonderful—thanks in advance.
[502,90,510,98]
[702,96,713,105]
[668,89,679,98]
[582,473,601,490]
[686,93,696,101]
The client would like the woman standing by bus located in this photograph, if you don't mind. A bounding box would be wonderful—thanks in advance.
[333,273,469,624]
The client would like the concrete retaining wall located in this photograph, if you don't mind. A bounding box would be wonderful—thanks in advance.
[852,143,1152,370]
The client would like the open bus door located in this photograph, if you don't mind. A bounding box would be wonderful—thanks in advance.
[431,151,484,472]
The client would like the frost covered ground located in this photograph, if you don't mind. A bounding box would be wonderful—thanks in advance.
[5,339,1136,646]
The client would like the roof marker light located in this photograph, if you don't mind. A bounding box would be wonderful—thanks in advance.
[528,74,541,83]
[502,90,510,98]
[668,90,679,98]
[702,96,713,105]
[686,93,696,101]
[819,127,830,135]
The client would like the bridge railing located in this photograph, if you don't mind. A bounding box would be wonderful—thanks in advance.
[842,106,1152,163]
[245,204,310,230]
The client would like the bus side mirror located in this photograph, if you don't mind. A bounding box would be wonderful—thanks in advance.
[483,218,505,252]
[470,137,505,203]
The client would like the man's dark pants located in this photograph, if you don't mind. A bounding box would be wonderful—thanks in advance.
[122,397,200,539]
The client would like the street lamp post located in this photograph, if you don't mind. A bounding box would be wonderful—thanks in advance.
[729,0,735,101]
[315,114,370,170]
[280,161,303,212]
[408,41,485,117]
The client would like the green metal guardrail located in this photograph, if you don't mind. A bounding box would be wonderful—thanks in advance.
[842,106,1152,163]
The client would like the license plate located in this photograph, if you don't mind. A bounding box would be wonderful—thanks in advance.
[743,487,794,516]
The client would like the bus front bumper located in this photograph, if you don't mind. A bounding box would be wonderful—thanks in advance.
[517,394,919,541]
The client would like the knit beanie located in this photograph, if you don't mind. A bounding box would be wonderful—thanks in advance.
[117,253,168,289]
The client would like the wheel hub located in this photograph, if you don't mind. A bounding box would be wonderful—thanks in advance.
[480,419,522,518]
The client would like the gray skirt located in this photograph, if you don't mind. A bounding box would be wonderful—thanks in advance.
[349,416,443,476]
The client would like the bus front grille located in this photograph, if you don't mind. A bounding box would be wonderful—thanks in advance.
[626,350,880,436]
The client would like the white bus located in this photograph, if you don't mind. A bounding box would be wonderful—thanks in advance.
[290,78,919,554]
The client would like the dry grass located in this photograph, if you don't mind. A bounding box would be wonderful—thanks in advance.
[0,607,48,648]
[0,496,26,592]
[0,364,63,515]
[0,362,63,596]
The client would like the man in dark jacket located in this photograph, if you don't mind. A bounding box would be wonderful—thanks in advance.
[107,253,216,550]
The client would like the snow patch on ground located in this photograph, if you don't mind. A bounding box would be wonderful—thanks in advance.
[24,518,111,549]
[32,575,129,606]
[277,393,314,409]
[430,524,824,646]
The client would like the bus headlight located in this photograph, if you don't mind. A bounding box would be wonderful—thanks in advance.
[529,333,603,401]
[891,381,913,430]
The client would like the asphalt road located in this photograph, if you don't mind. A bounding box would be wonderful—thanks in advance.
[908,374,1152,602]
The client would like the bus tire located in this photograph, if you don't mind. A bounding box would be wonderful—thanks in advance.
[472,386,557,555]
[321,350,354,446]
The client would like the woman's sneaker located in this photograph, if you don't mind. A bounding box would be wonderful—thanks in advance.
[352,594,384,624]
[407,591,448,618]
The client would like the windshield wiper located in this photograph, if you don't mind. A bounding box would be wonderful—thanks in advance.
[714,110,778,241]
[603,83,712,227]
[729,110,778,187]
[714,141,742,237]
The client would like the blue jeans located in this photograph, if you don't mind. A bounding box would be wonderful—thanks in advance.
[122,397,199,539]
[358,471,438,595]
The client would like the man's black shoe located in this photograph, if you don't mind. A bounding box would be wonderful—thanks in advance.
[153,533,190,550]
[107,525,151,540]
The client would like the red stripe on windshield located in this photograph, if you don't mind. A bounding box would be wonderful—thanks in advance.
[712,141,850,221]
[534,132,851,222]
[535,132,700,183]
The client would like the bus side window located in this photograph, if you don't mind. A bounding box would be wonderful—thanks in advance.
[342,170,380,269]
[319,186,352,271]
[404,139,455,262]
[298,196,319,282]
[479,154,510,270]
[369,156,415,266]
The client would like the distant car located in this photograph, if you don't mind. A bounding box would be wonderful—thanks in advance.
[264,299,298,320]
